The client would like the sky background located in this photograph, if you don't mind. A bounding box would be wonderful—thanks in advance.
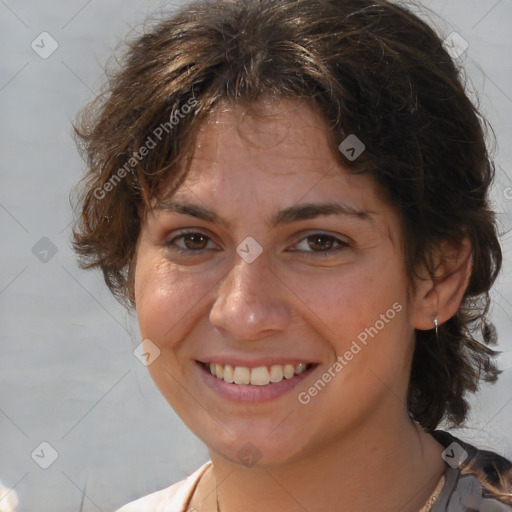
[1,0,511,510]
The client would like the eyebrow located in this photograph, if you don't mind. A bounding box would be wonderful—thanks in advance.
[152,200,378,229]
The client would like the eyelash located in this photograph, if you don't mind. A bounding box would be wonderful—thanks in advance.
[289,233,350,256]
[165,230,218,256]
[165,230,350,257]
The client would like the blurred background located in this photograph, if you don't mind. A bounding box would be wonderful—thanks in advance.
[0,0,511,510]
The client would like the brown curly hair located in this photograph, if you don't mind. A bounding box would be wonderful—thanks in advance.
[71,0,503,431]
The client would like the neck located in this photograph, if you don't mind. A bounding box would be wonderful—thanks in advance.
[207,413,445,512]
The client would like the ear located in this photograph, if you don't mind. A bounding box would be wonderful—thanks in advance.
[411,238,473,330]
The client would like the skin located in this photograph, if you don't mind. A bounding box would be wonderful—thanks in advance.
[133,99,471,511]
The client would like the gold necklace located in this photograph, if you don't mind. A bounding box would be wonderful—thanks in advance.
[419,474,445,512]
[214,473,444,512]
[213,464,220,512]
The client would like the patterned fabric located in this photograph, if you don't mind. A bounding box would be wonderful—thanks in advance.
[431,431,512,511]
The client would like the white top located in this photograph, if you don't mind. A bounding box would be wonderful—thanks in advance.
[115,461,212,512]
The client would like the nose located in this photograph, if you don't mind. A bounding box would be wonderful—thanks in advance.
[209,256,292,342]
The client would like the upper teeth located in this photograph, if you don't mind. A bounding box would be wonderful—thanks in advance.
[208,363,309,386]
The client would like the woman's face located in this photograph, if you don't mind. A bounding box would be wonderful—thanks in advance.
[134,100,423,467]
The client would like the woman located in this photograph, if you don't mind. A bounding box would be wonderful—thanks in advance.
[71,0,511,510]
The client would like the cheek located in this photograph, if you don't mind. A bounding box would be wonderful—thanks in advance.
[134,255,211,342]
[289,262,406,332]
[331,272,412,385]
[284,255,411,372]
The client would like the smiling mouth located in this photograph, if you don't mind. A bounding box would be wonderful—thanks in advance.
[199,362,317,386]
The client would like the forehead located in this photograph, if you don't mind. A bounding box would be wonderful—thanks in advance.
[155,99,390,211]
[147,100,405,252]
[152,100,402,230]
[187,99,339,175]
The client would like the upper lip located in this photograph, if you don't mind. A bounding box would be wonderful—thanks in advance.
[196,358,317,369]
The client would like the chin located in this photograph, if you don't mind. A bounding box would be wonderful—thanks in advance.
[199,423,313,470]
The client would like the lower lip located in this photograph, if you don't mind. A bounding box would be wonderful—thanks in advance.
[196,362,318,403]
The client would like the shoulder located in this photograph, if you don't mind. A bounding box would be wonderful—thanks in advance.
[431,430,512,511]
[115,461,212,512]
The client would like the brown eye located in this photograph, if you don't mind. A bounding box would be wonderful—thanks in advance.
[167,231,216,254]
[182,233,209,250]
[307,234,335,252]
[288,232,349,257]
